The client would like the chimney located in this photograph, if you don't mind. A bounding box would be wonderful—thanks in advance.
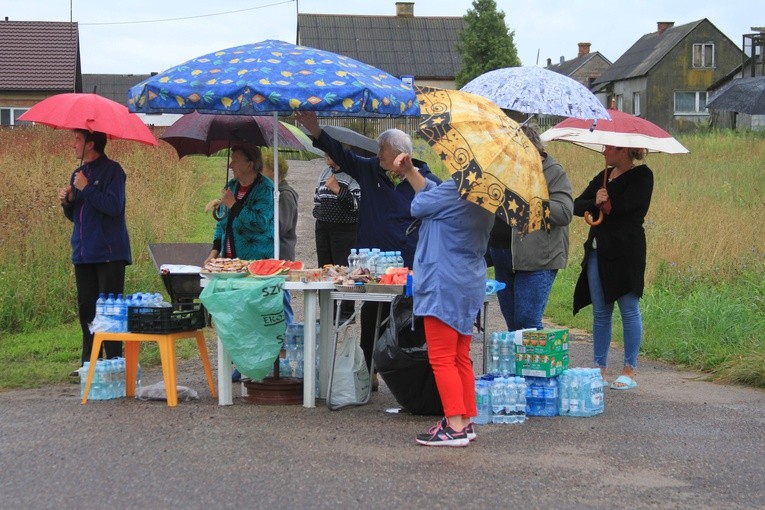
[547,58,552,67]
[578,42,591,58]
[657,21,674,35]
[560,56,565,64]
[396,2,414,17]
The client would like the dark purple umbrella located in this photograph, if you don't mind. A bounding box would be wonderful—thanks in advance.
[160,111,313,157]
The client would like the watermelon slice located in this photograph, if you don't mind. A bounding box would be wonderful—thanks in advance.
[247,258,305,276]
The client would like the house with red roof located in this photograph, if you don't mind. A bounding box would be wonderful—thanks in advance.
[0,19,81,126]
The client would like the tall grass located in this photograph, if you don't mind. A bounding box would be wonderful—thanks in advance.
[1,127,763,388]
[0,127,211,333]
[542,131,765,385]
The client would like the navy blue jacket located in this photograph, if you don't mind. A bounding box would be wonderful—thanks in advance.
[62,154,132,265]
[314,130,441,268]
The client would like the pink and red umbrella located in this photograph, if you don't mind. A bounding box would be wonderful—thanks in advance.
[18,93,158,146]
[540,108,688,154]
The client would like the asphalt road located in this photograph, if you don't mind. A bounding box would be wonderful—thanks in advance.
[2,159,763,509]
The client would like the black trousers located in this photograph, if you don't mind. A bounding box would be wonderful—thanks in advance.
[74,261,126,364]
[315,220,357,318]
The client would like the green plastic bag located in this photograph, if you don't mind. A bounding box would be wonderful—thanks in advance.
[200,277,286,381]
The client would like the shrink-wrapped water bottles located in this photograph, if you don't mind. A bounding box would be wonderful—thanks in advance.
[474,380,491,425]
[558,368,604,417]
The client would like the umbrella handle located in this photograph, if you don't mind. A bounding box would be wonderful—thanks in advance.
[584,168,608,226]
[584,210,603,226]
[212,206,228,221]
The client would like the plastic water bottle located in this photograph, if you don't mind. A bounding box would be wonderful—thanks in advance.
[568,369,581,416]
[525,377,542,416]
[115,293,127,332]
[490,378,505,424]
[95,293,106,323]
[488,332,500,375]
[543,377,559,416]
[104,293,116,332]
[474,380,491,425]
[347,248,358,270]
[369,248,381,277]
[357,248,369,271]
[93,360,105,399]
[80,361,90,399]
[505,377,518,423]
[559,371,571,415]
[115,357,126,398]
[580,368,605,417]
[499,332,513,376]
[516,376,527,423]
[394,251,404,268]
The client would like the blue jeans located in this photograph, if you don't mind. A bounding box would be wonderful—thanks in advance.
[489,247,557,331]
[586,250,643,369]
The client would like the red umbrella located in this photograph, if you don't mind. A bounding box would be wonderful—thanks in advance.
[18,93,158,146]
[160,111,317,158]
[540,108,688,154]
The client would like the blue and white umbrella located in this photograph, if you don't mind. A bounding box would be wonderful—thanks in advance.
[461,66,611,120]
[128,39,419,257]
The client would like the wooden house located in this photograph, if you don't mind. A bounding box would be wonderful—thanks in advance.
[592,19,743,132]
[546,43,612,90]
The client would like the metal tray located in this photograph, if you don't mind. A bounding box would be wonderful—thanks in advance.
[364,283,405,295]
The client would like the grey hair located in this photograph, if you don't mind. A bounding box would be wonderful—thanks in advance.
[520,125,546,158]
[377,129,412,156]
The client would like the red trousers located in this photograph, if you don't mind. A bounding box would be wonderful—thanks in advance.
[424,316,476,419]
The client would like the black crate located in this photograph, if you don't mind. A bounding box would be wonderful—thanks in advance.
[161,272,202,303]
[127,303,205,333]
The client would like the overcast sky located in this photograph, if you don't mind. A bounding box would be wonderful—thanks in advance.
[0,0,757,75]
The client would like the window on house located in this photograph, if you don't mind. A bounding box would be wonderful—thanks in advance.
[0,107,29,126]
[615,94,623,111]
[633,92,641,116]
[692,43,715,68]
[674,91,708,114]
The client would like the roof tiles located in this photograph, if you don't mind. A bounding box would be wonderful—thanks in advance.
[298,13,465,79]
[0,20,80,91]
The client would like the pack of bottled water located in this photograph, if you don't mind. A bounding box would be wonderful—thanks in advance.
[348,247,404,276]
[525,376,560,417]
[487,329,536,377]
[80,358,126,400]
[91,291,172,334]
[474,375,527,425]
[558,368,605,417]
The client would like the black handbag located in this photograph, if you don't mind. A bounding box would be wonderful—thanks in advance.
[373,295,443,415]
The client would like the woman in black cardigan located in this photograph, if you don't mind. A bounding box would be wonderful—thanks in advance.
[573,146,653,390]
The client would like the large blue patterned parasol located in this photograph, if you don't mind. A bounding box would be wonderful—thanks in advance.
[128,39,419,258]
[128,39,419,117]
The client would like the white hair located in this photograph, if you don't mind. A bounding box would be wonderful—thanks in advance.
[377,129,412,155]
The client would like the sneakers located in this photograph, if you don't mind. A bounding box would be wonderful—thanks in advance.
[69,368,81,378]
[416,419,470,447]
[465,422,477,441]
[427,417,477,441]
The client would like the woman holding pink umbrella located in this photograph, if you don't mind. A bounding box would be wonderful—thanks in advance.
[573,145,653,390]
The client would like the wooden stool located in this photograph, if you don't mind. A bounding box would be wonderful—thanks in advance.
[82,330,217,407]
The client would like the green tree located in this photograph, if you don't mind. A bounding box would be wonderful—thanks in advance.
[455,0,521,88]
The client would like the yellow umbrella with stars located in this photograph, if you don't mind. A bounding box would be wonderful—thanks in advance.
[416,86,550,234]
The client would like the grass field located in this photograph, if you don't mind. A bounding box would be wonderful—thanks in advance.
[0,126,763,389]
